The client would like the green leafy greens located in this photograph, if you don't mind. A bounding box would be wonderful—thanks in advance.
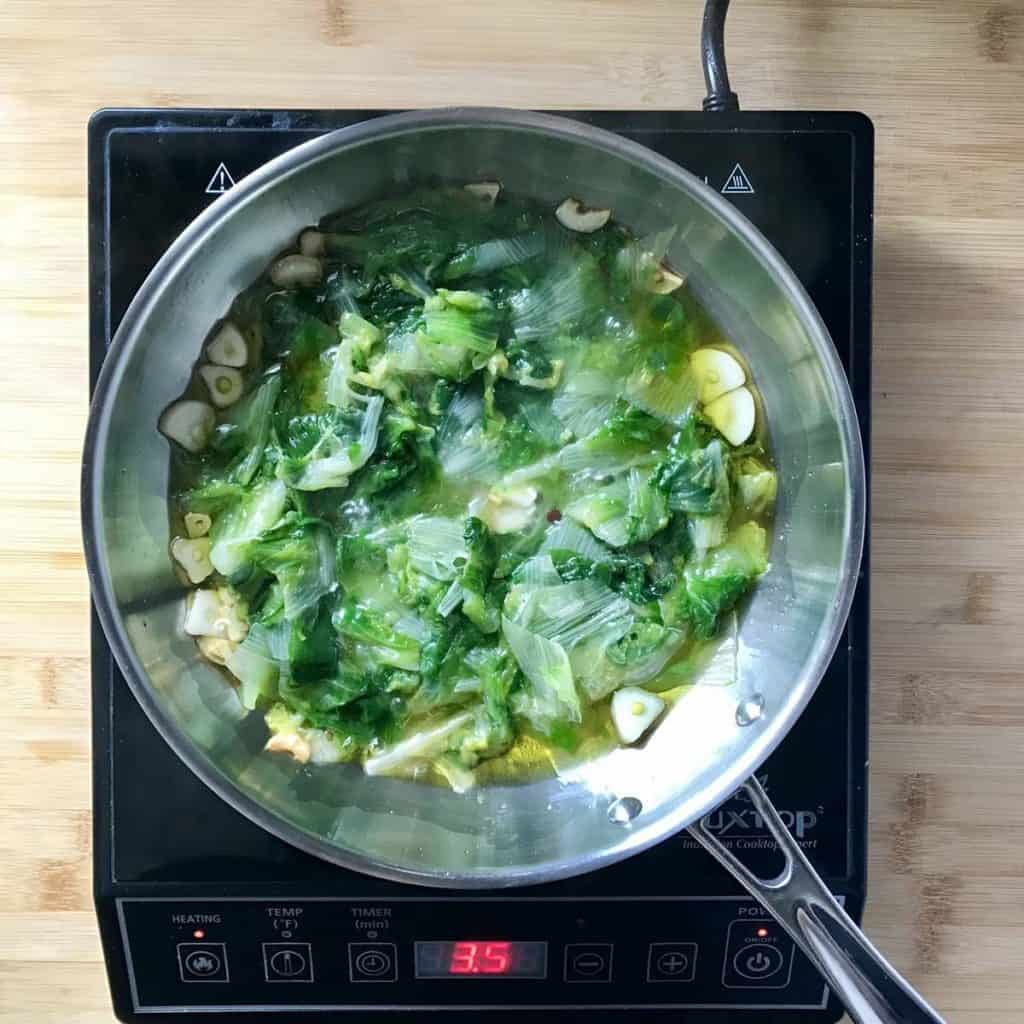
[168,186,776,789]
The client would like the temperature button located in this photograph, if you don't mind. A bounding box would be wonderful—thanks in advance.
[263,942,314,983]
[349,942,398,983]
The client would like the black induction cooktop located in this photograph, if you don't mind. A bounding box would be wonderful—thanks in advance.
[88,108,872,1023]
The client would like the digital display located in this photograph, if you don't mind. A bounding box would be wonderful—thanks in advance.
[415,941,547,979]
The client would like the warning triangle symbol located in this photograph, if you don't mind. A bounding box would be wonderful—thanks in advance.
[721,163,755,195]
[205,162,236,195]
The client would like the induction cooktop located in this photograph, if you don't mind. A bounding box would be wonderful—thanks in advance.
[88,107,872,1023]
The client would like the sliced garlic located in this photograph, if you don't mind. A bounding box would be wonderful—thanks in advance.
[196,635,236,666]
[650,266,685,294]
[198,364,244,408]
[215,587,249,643]
[270,253,322,288]
[469,484,539,534]
[611,686,666,744]
[704,386,756,446]
[171,537,214,584]
[183,512,212,538]
[501,486,538,509]
[307,729,343,764]
[690,348,746,405]
[298,228,326,257]
[205,321,248,367]
[555,197,611,233]
[464,181,501,204]
[183,587,248,642]
[158,399,215,453]
[183,589,223,635]
[265,731,312,764]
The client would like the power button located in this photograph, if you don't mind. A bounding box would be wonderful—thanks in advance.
[722,921,793,990]
[733,945,785,980]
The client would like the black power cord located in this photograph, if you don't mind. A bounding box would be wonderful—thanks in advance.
[701,0,740,113]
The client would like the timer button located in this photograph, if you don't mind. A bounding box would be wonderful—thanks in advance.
[349,942,398,983]
[564,943,614,982]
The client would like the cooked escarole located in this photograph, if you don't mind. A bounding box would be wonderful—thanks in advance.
[162,186,775,789]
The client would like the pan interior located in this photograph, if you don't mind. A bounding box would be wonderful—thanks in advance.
[85,110,862,886]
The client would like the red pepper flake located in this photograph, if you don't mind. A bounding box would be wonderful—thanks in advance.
[546,508,562,523]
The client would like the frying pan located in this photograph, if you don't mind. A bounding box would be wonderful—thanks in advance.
[82,108,943,1023]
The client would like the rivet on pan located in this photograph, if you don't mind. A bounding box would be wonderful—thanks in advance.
[735,694,765,726]
[608,796,643,824]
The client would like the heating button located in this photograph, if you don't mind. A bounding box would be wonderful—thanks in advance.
[177,943,229,983]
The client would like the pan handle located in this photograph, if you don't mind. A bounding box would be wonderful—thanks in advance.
[688,777,945,1024]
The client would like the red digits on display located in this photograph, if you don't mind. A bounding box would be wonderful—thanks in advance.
[448,941,513,974]
[449,942,478,974]
[482,942,511,973]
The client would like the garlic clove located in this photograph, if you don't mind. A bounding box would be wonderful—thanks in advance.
[183,588,223,635]
[158,400,215,453]
[496,485,538,509]
[471,485,539,534]
[265,731,312,764]
[196,635,236,666]
[270,253,322,288]
[171,537,214,584]
[198,364,244,408]
[205,321,248,367]
[183,512,212,538]
[298,228,326,257]
[690,348,746,405]
[649,266,686,294]
[464,181,502,204]
[307,729,343,764]
[213,587,249,643]
[704,386,756,446]
[183,587,248,642]
[611,686,666,744]
[555,197,611,233]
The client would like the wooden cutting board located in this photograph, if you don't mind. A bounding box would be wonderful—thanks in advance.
[1,1,1022,1020]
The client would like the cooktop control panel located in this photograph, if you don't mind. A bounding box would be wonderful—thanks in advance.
[118,898,831,1014]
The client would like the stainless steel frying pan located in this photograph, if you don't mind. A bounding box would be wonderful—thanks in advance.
[82,108,943,1023]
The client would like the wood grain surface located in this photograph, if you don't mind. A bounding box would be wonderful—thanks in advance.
[1,0,1022,1020]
